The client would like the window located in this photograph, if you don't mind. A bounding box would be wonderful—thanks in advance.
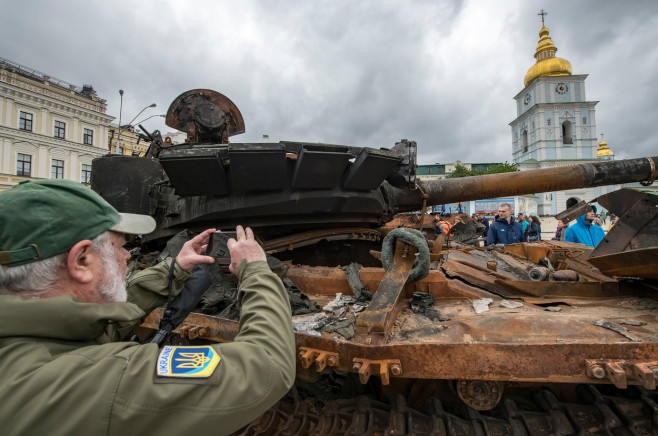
[19,111,33,131]
[582,117,587,125]
[51,159,64,179]
[117,146,124,155]
[522,130,528,153]
[562,121,573,144]
[17,153,31,176]
[81,164,92,184]
[547,118,551,126]
[83,128,94,145]
[54,121,66,139]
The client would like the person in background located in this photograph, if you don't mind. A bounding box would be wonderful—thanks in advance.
[434,214,453,238]
[518,213,530,242]
[478,214,490,235]
[593,214,603,226]
[527,215,542,242]
[564,205,605,247]
[551,219,567,241]
[487,204,524,246]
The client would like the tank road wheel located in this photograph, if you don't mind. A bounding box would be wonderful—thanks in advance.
[456,380,504,411]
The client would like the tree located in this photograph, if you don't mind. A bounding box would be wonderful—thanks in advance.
[446,163,473,178]
[446,162,518,178]
[481,162,518,175]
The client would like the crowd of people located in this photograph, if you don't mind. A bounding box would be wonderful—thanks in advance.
[450,203,612,248]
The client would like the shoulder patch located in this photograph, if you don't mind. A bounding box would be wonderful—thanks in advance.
[157,346,221,378]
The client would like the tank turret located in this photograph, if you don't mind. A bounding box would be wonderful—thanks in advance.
[92,89,656,248]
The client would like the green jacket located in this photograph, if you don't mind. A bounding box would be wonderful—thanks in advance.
[0,260,295,435]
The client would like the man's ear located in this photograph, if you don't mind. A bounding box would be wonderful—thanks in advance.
[66,240,95,284]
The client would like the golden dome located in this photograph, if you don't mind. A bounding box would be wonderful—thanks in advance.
[524,25,572,87]
[597,136,614,158]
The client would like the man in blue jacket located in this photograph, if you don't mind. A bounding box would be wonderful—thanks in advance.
[486,203,524,246]
[564,205,605,247]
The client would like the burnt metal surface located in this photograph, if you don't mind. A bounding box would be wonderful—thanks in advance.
[90,156,165,215]
[93,100,658,242]
[456,380,504,411]
[589,248,658,280]
[165,89,245,143]
[590,188,658,278]
[113,141,406,241]
[592,188,658,255]
[140,244,658,387]
[554,200,593,226]
[298,347,339,372]
[352,358,402,385]
[387,156,658,213]
[355,241,416,345]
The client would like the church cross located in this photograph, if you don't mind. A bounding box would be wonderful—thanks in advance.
[538,9,548,25]
[600,133,605,141]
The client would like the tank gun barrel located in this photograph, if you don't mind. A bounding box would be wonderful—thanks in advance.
[387,156,657,213]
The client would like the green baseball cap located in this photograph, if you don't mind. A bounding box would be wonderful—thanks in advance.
[0,179,156,266]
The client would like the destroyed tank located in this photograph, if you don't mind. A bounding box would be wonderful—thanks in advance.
[92,89,658,434]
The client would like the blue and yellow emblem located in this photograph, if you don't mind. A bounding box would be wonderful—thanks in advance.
[157,346,221,378]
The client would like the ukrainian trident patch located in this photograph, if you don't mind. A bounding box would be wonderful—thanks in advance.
[157,346,221,378]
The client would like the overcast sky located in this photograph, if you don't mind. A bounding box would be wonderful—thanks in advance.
[1,0,656,164]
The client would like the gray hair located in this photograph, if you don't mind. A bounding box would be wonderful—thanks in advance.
[0,232,113,294]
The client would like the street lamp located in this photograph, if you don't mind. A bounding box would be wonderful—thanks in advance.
[115,90,123,154]
[114,99,157,154]
[134,114,165,126]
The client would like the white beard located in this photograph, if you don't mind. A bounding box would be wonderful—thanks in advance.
[98,255,127,302]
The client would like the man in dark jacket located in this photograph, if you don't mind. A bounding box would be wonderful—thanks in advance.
[0,180,296,435]
[478,214,490,235]
[564,205,605,247]
[486,203,524,246]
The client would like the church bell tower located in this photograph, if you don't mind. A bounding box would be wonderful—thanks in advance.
[509,10,619,215]
[510,10,600,165]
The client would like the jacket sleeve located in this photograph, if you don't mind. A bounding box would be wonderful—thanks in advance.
[486,225,495,246]
[106,259,192,341]
[108,260,296,435]
[564,226,577,243]
[126,258,192,314]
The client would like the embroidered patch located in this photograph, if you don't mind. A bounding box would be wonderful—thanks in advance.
[157,346,221,378]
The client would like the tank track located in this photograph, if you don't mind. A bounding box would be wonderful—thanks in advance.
[234,385,658,435]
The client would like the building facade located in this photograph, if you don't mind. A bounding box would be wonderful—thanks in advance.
[0,58,114,191]
[416,161,501,181]
[108,125,149,157]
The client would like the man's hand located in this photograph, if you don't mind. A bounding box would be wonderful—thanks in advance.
[176,228,217,272]
[227,226,266,275]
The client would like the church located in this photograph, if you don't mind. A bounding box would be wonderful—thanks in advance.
[419,10,621,217]
[510,10,617,216]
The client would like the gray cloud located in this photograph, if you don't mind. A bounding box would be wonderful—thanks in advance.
[1,0,656,164]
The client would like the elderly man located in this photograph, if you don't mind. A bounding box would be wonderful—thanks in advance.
[0,180,295,435]
[486,203,524,246]
[564,205,605,247]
